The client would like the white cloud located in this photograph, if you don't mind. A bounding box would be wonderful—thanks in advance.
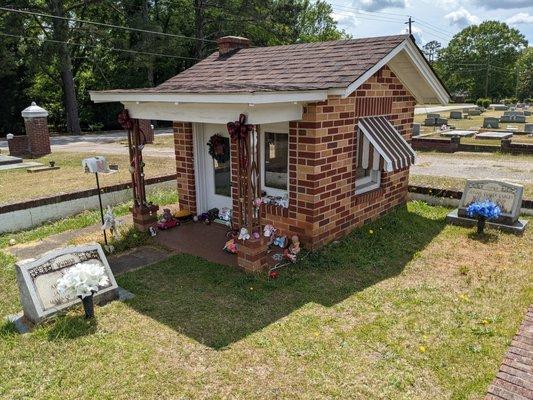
[353,0,407,12]
[445,7,480,28]
[332,11,360,30]
[400,26,425,44]
[506,12,533,25]
[473,0,531,9]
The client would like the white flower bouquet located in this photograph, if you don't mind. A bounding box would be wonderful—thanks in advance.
[57,262,109,319]
[57,262,109,299]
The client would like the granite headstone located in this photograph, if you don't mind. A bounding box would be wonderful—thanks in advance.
[446,179,528,234]
[15,244,118,325]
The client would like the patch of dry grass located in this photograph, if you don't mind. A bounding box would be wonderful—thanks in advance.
[0,202,531,399]
[0,152,175,205]
[414,109,533,135]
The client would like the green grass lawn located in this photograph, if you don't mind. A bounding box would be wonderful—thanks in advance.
[0,152,175,205]
[1,202,531,399]
[0,188,178,247]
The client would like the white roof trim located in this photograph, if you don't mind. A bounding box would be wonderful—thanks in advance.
[89,90,328,105]
[342,39,449,105]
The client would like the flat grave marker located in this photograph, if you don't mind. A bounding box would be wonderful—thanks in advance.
[476,131,512,139]
[440,130,476,137]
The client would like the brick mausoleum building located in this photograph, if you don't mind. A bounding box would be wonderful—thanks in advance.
[91,34,449,271]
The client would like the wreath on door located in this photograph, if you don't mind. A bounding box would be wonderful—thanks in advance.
[207,133,230,163]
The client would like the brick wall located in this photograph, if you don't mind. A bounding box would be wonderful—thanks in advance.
[7,135,29,157]
[24,116,51,156]
[260,65,415,249]
[173,122,197,213]
[412,136,460,153]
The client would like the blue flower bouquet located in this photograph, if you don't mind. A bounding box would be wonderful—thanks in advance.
[466,200,502,234]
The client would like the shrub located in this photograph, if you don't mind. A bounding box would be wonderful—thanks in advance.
[476,98,491,108]
[501,97,518,105]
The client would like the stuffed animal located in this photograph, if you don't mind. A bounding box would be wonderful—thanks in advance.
[224,238,238,254]
[238,227,250,241]
[273,235,287,248]
[284,235,301,263]
[263,224,276,237]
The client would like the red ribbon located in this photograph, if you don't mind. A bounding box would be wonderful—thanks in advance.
[117,109,134,130]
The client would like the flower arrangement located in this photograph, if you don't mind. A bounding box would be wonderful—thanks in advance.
[57,262,109,318]
[466,200,501,234]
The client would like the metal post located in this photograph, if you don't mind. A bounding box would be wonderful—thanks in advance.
[95,172,108,245]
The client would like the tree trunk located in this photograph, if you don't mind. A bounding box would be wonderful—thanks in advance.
[49,0,81,135]
[194,0,206,59]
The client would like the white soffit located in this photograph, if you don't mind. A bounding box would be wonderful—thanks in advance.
[122,101,304,124]
[90,90,328,105]
[342,40,449,105]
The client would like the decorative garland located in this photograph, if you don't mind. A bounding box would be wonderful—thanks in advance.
[207,133,230,163]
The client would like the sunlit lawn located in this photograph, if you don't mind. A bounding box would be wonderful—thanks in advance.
[1,202,531,399]
[0,151,175,205]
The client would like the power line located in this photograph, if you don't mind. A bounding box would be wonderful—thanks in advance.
[0,6,218,44]
[0,31,202,60]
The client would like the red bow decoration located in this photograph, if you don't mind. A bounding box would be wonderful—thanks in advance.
[117,109,134,130]
[227,113,253,141]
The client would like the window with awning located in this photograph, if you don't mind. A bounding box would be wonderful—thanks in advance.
[355,116,416,195]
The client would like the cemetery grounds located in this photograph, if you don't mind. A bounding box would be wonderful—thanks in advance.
[0,118,532,398]
[412,108,533,199]
[0,200,532,398]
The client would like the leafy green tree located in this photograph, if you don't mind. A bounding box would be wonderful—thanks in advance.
[0,0,345,135]
[422,40,441,64]
[516,47,532,101]
[435,21,527,101]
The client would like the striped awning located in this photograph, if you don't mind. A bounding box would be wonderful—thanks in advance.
[357,116,416,172]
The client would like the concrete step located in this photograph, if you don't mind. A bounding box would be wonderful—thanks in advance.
[0,155,23,166]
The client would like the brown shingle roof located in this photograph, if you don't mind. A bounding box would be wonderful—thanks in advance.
[140,34,409,94]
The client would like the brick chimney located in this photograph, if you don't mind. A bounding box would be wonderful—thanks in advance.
[217,36,251,56]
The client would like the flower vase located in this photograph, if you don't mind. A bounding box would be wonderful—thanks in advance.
[79,292,96,319]
[477,216,486,235]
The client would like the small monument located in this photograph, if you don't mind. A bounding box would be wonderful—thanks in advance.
[11,244,119,328]
[483,117,499,129]
[446,180,528,234]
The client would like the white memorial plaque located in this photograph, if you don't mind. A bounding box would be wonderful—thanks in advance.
[15,244,118,324]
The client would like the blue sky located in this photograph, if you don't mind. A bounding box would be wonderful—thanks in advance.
[327,0,533,46]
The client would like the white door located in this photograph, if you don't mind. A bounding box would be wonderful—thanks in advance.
[202,123,232,211]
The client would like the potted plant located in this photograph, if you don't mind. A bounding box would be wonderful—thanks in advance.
[466,200,501,235]
[57,262,109,319]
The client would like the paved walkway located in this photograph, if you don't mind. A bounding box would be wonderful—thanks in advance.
[0,128,173,153]
[486,305,533,399]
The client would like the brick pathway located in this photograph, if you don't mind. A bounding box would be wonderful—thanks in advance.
[486,305,533,400]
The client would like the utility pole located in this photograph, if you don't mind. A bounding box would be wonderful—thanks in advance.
[485,55,491,98]
[405,16,415,41]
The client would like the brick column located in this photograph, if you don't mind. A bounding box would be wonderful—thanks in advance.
[237,237,269,273]
[173,122,197,213]
[21,102,51,157]
[139,119,154,144]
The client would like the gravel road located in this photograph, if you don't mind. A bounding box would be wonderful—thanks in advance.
[412,152,533,185]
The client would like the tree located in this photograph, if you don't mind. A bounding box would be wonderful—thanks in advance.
[422,40,441,64]
[516,47,532,101]
[435,21,527,101]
